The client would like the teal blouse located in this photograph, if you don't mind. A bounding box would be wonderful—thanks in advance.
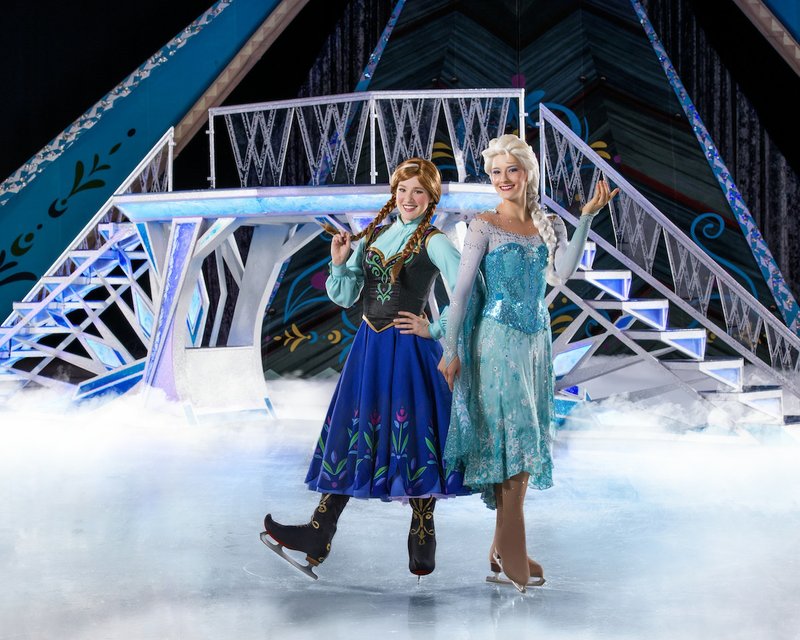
[326,216,461,339]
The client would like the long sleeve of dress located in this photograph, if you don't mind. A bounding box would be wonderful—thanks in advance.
[551,213,596,282]
[425,233,462,340]
[442,218,490,364]
[325,240,365,308]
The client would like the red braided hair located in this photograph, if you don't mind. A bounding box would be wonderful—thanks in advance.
[325,158,442,282]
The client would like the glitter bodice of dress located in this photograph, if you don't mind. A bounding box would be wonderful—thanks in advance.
[481,233,550,334]
[444,213,595,364]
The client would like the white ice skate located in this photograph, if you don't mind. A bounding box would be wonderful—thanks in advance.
[485,552,546,591]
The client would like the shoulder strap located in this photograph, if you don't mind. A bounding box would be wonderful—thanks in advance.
[423,225,442,246]
[365,221,391,247]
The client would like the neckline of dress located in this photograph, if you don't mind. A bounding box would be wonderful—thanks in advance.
[481,211,542,239]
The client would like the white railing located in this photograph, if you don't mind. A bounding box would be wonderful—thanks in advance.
[208,90,525,188]
[539,105,800,394]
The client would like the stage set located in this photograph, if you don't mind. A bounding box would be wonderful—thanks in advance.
[2,0,800,638]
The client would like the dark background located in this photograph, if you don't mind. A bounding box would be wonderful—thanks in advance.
[2,0,796,184]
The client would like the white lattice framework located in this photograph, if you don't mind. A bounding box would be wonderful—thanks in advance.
[0,130,175,392]
[539,105,800,399]
[208,89,523,188]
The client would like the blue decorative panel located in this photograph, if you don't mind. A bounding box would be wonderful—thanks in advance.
[134,291,154,339]
[667,336,706,360]
[553,343,592,378]
[86,338,125,369]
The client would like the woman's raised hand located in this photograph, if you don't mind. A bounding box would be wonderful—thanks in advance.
[331,232,352,265]
[581,178,620,216]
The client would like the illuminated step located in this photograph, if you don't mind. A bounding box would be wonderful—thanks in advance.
[74,359,146,401]
[663,358,743,391]
[114,183,500,223]
[0,352,44,365]
[587,299,669,330]
[624,328,707,359]
[701,385,784,421]
[66,249,147,276]
[13,301,105,311]
[10,301,107,330]
[6,306,53,326]
[0,327,77,336]
[67,254,124,275]
[570,269,631,300]
[0,342,44,366]
[40,276,134,286]
[553,341,593,378]
[37,279,96,299]
[97,222,136,240]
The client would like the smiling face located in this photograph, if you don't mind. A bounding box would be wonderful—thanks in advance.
[490,152,528,203]
[395,176,432,222]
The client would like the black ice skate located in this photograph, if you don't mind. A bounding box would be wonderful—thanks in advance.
[408,497,436,578]
[261,493,349,580]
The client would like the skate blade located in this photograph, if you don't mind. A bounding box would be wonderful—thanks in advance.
[486,573,546,588]
[260,531,319,580]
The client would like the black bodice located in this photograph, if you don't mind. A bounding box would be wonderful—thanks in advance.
[361,225,441,331]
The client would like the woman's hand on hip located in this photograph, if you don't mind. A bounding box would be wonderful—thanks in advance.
[394,311,430,338]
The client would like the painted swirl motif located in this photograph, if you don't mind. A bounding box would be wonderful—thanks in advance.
[0,249,36,287]
[0,135,131,293]
[48,134,129,219]
[690,212,757,297]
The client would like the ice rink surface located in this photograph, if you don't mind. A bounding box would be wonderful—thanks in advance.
[2,380,800,639]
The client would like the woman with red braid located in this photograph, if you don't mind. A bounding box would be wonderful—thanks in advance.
[262,158,470,580]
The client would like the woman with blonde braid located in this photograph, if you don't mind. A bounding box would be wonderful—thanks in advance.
[262,158,469,579]
[439,135,618,591]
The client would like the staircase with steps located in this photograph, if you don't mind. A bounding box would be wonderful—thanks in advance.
[539,105,800,427]
[0,130,173,399]
[551,235,782,425]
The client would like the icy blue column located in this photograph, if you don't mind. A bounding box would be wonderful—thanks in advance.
[143,219,201,398]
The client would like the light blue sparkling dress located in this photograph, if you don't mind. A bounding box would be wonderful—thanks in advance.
[442,211,595,508]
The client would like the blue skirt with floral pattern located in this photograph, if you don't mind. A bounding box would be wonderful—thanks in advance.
[305,321,470,500]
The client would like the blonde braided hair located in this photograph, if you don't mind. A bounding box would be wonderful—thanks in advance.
[481,134,564,285]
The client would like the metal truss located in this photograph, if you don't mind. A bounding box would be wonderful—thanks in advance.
[208,89,524,188]
[0,130,174,400]
[540,105,799,422]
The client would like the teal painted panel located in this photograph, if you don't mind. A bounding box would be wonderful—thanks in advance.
[763,0,800,42]
[0,0,282,318]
